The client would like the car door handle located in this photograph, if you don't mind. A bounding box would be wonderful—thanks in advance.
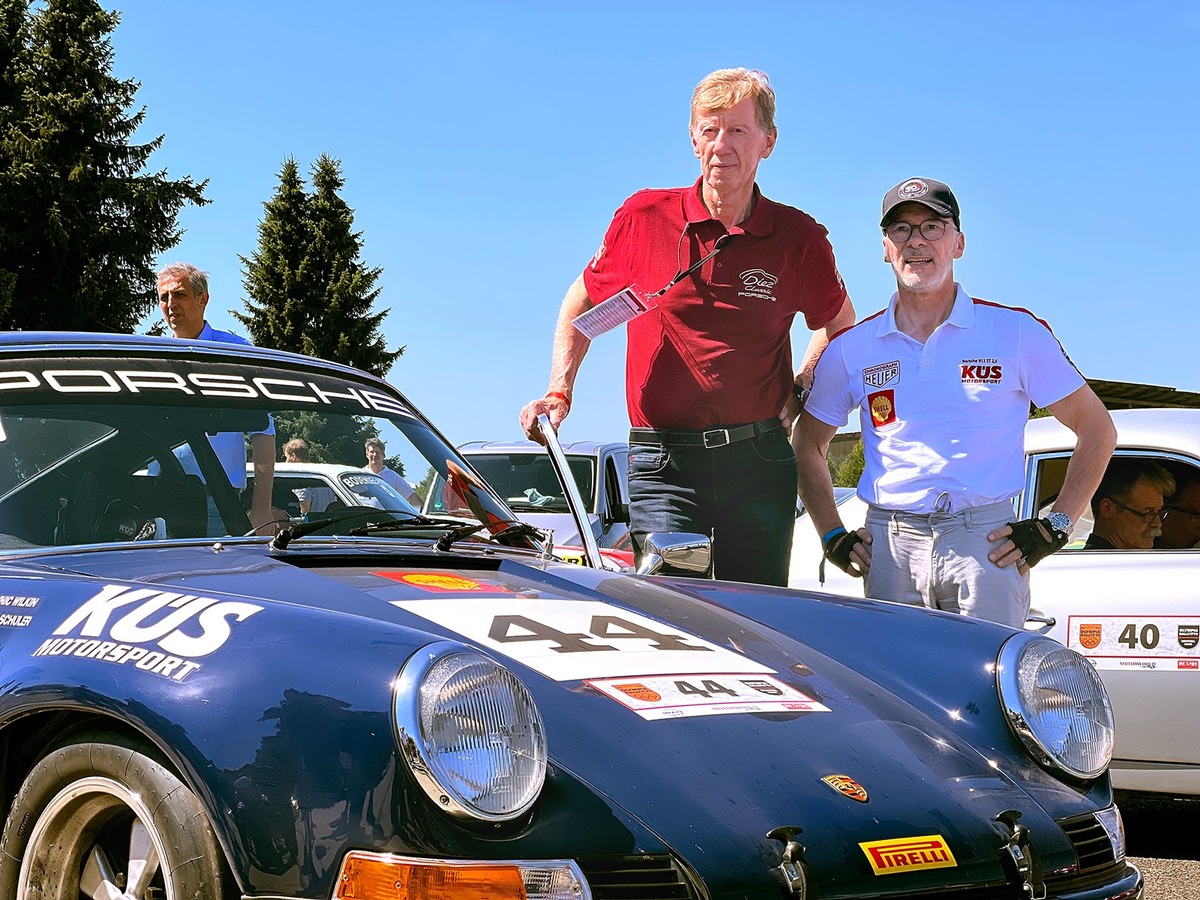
[1025,612,1057,629]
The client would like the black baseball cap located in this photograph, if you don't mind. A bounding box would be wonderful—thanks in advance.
[880,177,960,230]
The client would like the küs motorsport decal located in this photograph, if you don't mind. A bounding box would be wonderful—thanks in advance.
[32,584,263,682]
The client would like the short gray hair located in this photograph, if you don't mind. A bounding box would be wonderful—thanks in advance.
[157,262,209,297]
[1092,458,1176,514]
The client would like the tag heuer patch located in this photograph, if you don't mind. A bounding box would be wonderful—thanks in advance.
[863,360,900,389]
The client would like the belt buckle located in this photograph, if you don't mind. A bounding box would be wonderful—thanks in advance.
[702,428,730,448]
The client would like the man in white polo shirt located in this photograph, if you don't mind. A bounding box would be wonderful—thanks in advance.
[792,177,1116,626]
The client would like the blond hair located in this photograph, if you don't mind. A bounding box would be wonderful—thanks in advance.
[690,68,776,135]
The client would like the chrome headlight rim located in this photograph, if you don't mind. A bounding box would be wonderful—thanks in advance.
[394,640,547,823]
[997,633,1114,780]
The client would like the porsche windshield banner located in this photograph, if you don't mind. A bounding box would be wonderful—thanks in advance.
[0,357,413,417]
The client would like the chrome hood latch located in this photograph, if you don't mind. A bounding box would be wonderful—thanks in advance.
[767,825,812,900]
[996,809,1046,900]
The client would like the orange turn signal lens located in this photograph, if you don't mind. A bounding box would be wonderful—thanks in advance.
[337,853,527,900]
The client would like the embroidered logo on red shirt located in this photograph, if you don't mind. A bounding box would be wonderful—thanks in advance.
[867,389,896,427]
[738,268,779,302]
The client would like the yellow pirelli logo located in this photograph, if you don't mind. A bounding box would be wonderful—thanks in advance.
[859,834,956,876]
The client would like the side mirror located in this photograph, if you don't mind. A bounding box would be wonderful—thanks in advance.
[636,532,712,578]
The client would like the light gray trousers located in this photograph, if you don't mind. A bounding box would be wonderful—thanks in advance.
[864,498,1029,628]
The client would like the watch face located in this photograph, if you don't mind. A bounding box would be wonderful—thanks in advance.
[1048,512,1071,533]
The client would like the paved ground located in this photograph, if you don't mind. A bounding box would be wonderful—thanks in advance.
[1123,796,1200,899]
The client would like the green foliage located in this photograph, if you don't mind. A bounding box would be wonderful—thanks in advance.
[236,153,401,378]
[0,0,207,331]
[272,410,378,467]
[832,438,865,487]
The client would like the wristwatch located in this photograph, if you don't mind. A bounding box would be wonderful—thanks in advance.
[1047,511,1072,537]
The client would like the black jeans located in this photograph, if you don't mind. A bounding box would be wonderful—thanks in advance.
[627,427,797,586]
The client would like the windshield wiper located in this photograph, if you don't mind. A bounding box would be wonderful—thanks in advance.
[270,510,461,551]
[434,520,545,552]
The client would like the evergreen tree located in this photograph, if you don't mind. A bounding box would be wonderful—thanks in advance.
[0,0,207,332]
[237,153,401,378]
[234,157,311,348]
[832,439,865,487]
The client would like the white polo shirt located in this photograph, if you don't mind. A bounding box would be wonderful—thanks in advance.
[806,285,1084,513]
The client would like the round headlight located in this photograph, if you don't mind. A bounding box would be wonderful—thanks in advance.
[997,634,1114,779]
[394,641,547,821]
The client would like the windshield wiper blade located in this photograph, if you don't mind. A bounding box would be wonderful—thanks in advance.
[271,511,458,551]
[434,520,545,552]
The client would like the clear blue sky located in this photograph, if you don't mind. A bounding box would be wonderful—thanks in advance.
[110,1,1199,447]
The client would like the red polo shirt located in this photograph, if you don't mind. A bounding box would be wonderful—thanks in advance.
[583,178,847,429]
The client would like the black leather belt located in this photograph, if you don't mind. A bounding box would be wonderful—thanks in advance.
[628,417,783,449]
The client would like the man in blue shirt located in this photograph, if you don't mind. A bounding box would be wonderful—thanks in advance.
[157,262,276,535]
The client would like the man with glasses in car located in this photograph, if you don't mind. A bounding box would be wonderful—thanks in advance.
[793,177,1116,627]
[1086,459,1175,549]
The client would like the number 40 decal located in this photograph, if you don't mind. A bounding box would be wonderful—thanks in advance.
[1119,623,1160,649]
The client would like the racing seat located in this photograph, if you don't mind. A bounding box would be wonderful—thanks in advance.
[56,472,207,544]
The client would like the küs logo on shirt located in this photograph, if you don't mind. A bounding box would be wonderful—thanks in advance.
[738,268,779,302]
[960,358,1003,384]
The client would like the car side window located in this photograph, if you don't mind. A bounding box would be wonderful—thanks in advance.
[1030,451,1200,551]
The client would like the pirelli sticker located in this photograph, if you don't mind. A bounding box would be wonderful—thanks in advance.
[1067,615,1200,671]
[586,673,830,721]
[859,835,956,876]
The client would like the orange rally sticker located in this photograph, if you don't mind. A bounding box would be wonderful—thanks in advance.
[859,835,956,876]
[1078,623,1102,650]
[867,389,896,427]
[614,683,662,703]
[373,572,509,593]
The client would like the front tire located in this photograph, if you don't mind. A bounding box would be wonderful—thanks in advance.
[0,731,227,899]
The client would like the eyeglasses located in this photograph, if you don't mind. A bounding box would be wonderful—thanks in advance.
[1166,505,1200,521]
[1107,496,1168,524]
[883,220,951,243]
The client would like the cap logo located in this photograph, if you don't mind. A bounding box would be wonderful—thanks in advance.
[897,179,929,200]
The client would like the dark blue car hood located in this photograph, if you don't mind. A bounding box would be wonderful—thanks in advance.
[14,541,1106,897]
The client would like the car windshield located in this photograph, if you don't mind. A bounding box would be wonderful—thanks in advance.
[424,453,596,514]
[0,348,524,551]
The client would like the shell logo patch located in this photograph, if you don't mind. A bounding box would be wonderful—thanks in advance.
[821,774,869,803]
[374,572,511,594]
[614,683,662,703]
[867,390,896,427]
[859,835,956,876]
[1078,623,1102,650]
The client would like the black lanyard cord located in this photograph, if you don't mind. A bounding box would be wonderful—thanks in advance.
[645,230,732,300]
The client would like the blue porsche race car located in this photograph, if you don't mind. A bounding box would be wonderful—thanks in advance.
[0,333,1141,899]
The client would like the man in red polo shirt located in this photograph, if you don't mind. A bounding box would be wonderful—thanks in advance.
[519,68,855,585]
